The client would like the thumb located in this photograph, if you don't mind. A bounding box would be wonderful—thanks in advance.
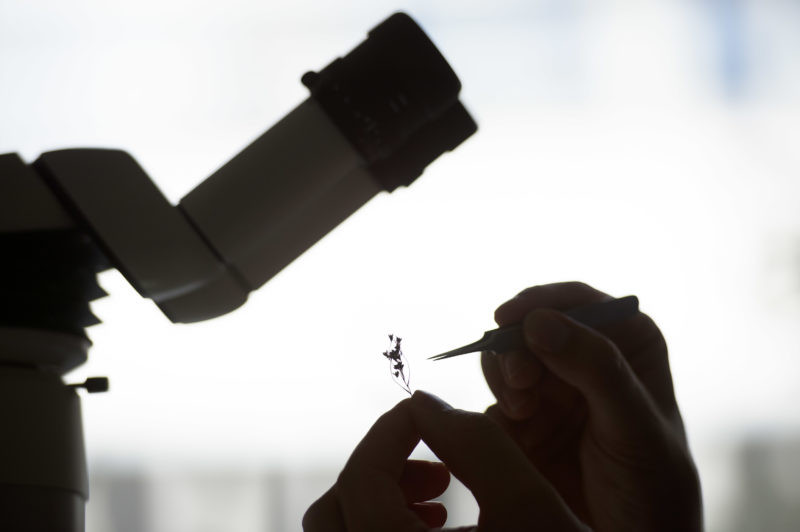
[523,308,664,442]
[409,391,585,531]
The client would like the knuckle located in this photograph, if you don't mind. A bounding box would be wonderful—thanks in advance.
[518,281,592,295]
[559,280,595,292]
[301,496,326,530]
[515,284,547,298]
[516,282,603,306]
[301,508,316,530]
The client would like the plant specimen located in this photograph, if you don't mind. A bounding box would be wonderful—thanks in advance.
[382,334,411,396]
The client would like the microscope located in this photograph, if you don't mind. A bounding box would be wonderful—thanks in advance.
[0,12,475,530]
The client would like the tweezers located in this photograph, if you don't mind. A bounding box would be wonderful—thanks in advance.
[428,295,640,361]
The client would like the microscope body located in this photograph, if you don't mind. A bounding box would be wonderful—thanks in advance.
[0,12,475,529]
[1,149,102,528]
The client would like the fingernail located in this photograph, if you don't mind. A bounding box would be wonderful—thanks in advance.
[413,390,454,410]
[524,310,569,353]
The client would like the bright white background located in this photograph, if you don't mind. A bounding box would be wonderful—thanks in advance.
[2,0,800,530]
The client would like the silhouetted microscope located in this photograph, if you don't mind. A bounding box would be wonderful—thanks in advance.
[0,13,475,530]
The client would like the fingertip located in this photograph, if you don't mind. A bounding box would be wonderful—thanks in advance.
[493,304,515,326]
[493,288,535,326]
[407,459,450,483]
[410,501,447,528]
[399,460,451,503]
[431,461,451,489]
[411,390,454,411]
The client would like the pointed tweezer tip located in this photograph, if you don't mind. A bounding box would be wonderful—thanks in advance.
[427,345,482,361]
[427,350,459,361]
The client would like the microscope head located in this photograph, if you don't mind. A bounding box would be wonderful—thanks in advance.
[6,12,476,324]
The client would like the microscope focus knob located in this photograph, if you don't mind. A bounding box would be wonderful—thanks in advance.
[68,376,109,393]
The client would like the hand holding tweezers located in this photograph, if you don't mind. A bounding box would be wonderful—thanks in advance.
[428,295,640,362]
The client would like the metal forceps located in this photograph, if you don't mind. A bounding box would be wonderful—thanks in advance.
[428,295,640,361]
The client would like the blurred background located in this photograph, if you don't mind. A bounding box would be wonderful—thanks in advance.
[2,0,800,530]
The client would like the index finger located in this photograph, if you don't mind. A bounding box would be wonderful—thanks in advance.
[336,398,427,532]
[494,282,610,326]
[410,391,584,531]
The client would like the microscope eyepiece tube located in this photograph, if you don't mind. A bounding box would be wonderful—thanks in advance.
[176,12,475,311]
[179,98,380,292]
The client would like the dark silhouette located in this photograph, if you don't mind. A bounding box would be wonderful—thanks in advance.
[304,282,704,531]
[0,12,474,530]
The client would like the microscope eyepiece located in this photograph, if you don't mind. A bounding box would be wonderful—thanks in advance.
[302,12,476,190]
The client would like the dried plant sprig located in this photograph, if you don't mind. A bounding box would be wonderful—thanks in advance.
[382,333,412,396]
